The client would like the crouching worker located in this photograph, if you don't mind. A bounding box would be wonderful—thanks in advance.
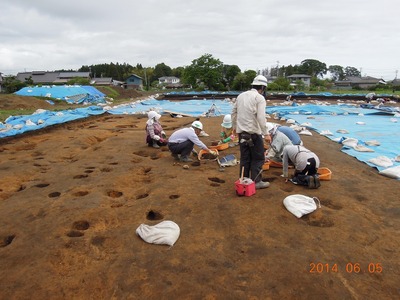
[168,121,215,162]
[265,123,293,162]
[219,114,238,144]
[282,145,321,188]
[146,111,167,149]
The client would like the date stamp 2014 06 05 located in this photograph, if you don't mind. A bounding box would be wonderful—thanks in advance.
[309,262,383,274]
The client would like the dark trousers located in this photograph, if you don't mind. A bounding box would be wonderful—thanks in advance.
[168,140,194,157]
[239,133,265,183]
[295,158,317,176]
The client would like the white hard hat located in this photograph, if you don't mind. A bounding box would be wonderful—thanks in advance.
[221,114,232,128]
[251,75,268,87]
[191,120,203,130]
[148,111,161,120]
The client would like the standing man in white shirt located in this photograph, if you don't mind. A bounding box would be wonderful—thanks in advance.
[231,75,271,189]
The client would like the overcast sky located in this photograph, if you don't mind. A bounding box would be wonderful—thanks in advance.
[1,0,399,80]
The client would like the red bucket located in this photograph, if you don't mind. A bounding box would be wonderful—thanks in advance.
[235,179,256,197]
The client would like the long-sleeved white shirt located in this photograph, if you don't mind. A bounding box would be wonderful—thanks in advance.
[168,127,207,149]
[231,89,268,135]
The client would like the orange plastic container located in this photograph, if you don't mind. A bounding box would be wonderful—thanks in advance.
[318,167,332,181]
[198,149,219,160]
[235,179,256,197]
[209,143,229,151]
[269,160,283,168]
[262,161,270,170]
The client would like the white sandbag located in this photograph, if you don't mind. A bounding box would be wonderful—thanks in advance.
[283,194,321,218]
[299,130,312,136]
[136,220,180,246]
[368,156,393,168]
[353,145,374,152]
[25,119,36,126]
[379,165,400,179]
[365,140,381,146]
[320,130,333,136]
[336,129,349,134]
[341,137,358,148]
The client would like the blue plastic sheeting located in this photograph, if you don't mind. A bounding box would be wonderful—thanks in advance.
[0,106,104,138]
[162,90,393,98]
[1,99,398,179]
[15,86,106,104]
[107,99,234,116]
[267,104,400,176]
[0,99,233,139]
[164,90,241,97]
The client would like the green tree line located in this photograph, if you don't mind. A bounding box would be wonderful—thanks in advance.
[2,54,395,93]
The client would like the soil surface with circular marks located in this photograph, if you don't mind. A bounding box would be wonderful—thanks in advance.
[0,97,399,299]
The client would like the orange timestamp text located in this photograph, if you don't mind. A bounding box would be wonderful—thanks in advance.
[309,262,383,274]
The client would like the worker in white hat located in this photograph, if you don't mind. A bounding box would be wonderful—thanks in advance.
[219,114,237,144]
[168,120,215,162]
[231,75,271,189]
[146,110,167,148]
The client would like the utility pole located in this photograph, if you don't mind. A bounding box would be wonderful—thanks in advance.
[276,61,280,77]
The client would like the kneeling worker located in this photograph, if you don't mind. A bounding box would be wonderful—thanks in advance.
[168,121,215,162]
[282,145,320,187]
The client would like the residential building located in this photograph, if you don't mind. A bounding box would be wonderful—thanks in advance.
[16,71,90,85]
[90,77,113,86]
[125,74,143,90]
[286,74,312,87]
[158,76,180,85]
[334,76,386,90]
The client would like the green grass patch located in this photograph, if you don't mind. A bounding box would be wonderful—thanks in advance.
[0,109,37,122]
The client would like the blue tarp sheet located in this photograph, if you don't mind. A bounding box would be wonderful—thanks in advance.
[0,106,104,137]
[107,99,234,116]
[1,98,399,178]
[267,104,400,174]
[15,85,106,104]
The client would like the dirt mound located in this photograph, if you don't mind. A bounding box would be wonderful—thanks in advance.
[96,86,145,100]
[0,94,54,110]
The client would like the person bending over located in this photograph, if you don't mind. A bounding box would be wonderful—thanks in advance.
[282,145,320,187]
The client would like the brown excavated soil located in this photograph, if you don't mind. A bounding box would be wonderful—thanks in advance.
[0,97,399,299]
